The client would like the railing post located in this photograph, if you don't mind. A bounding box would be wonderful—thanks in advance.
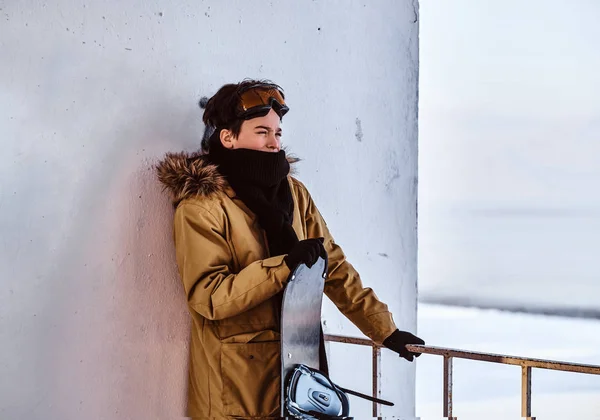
[521,366,535,420]
[372,345,382,418]
[443,356,457,419]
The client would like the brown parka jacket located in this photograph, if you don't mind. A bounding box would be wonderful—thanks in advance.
[156,151,398,419]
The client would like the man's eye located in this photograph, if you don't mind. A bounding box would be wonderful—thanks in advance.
[276,133,282,137]
[257,131,267,135]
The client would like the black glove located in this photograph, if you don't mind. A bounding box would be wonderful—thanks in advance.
[284,238,326,270]
[383,329,425,362]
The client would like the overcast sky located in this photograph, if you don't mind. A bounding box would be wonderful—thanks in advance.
[419,0,600,210]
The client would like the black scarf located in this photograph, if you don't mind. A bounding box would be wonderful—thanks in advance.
[207,131,299,257]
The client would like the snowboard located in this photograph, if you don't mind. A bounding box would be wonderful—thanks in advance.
[280,257,327,416]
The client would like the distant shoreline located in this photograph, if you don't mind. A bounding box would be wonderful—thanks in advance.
[419,296,600,320]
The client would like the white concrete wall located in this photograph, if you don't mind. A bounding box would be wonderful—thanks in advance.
[0,1,419,418]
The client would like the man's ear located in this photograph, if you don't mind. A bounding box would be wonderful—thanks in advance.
[220,129,235,149]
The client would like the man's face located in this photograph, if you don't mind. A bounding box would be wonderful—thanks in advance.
[223,109,283,152]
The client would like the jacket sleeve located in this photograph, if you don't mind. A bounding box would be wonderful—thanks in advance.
[302,187,398,345]
[173,201,291,321]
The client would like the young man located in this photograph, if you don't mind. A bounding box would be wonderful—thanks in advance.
[156,79,424,418]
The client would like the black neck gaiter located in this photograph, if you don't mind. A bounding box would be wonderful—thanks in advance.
[207,130,299,257]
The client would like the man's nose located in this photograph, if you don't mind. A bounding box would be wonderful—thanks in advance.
[267,133,280,150]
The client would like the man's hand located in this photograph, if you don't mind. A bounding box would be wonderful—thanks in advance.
[284,238,327,270]
[382,329,425,362]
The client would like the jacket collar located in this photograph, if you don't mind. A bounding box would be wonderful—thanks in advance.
[155,150,298,205]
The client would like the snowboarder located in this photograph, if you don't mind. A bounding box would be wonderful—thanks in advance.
[156,79,425,419]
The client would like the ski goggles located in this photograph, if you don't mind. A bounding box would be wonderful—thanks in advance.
[237,84,289,120]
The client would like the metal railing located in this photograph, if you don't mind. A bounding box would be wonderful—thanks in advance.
[324,334,385,417]
[324,334,600,419]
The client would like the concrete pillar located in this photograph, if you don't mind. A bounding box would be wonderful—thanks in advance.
[0,1,419,418]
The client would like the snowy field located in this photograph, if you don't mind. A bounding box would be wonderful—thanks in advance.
[416,303,600,419]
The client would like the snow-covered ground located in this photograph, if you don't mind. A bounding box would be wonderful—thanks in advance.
[416,303,600,419]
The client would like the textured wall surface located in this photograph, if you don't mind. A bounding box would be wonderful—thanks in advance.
[0,1,419,418]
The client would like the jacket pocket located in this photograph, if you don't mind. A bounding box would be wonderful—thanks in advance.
[221,341,281,417]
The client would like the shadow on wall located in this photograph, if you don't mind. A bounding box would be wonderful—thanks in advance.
[114,100,211,417]
[105,99,202,418]
[97,97,204,417]
[111,157,191,418]
[27,95,200,418]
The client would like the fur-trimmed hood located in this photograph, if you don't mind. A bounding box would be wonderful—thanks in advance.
[155,150,298,205]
